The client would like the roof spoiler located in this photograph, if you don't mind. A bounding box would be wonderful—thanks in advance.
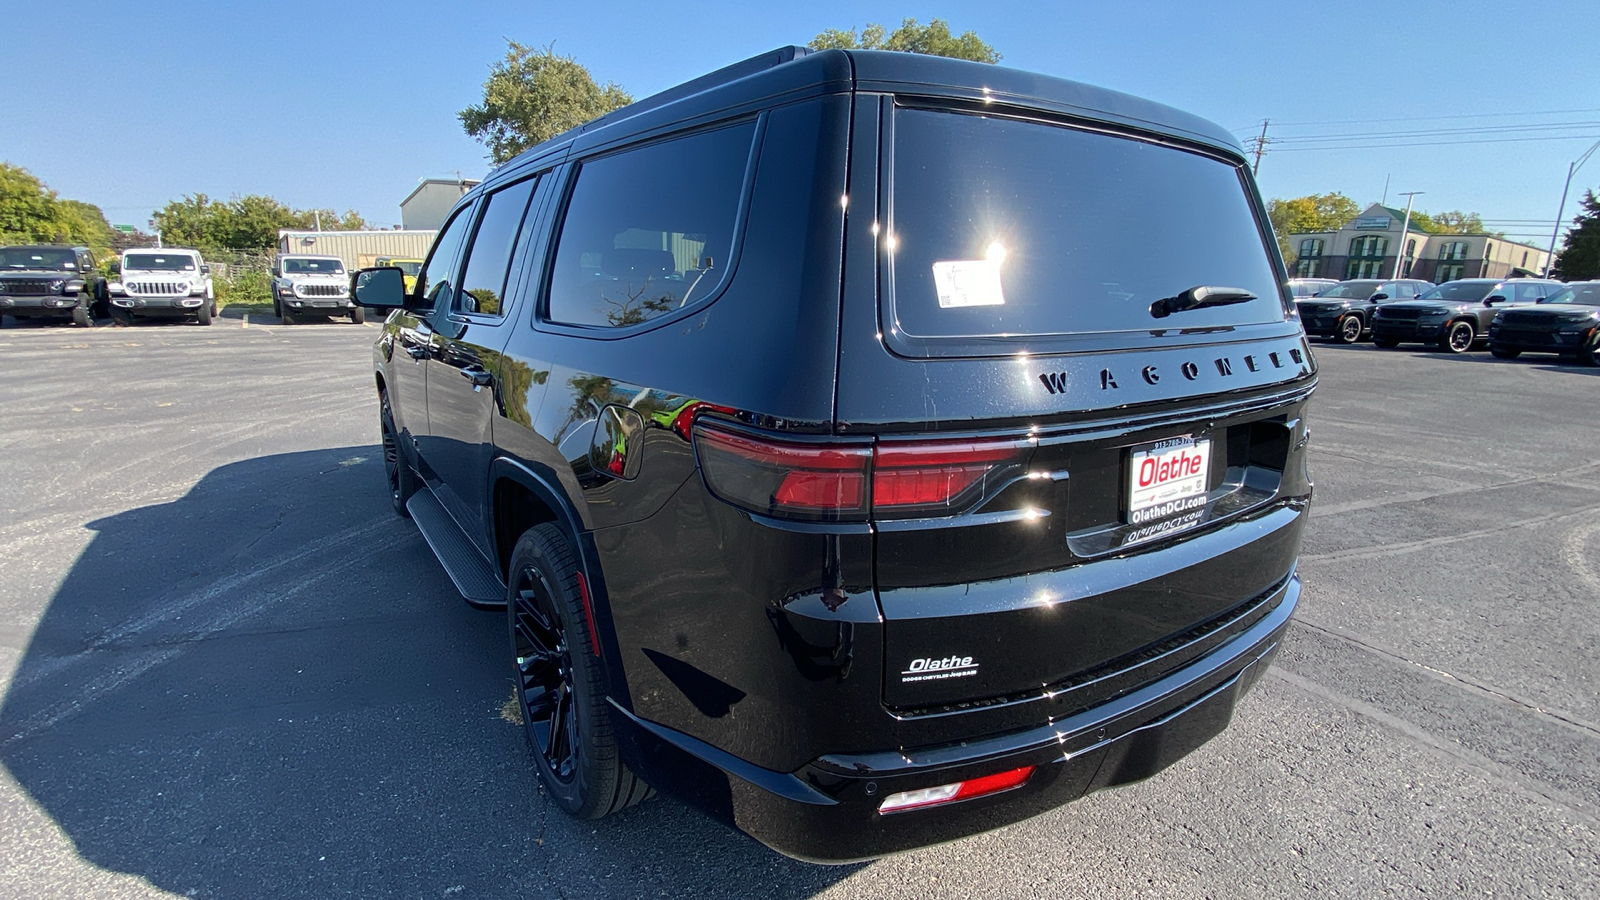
[578,46,816,136]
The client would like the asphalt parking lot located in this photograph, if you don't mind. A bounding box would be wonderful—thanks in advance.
[0,315,1595,899]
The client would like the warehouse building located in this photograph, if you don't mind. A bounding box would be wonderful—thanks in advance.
[276,229,438,271]
[1288,203,1551,282]
[400,177,481,231]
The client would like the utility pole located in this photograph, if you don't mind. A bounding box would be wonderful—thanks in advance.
[1249,120,1270,175]
[1545,137,1600,277]
[1392,191,1423,279]
[314,209,322,232]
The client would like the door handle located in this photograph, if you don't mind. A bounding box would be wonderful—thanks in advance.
[404,346,428,360]
[460,366,494,386]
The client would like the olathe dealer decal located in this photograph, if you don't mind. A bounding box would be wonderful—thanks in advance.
[902,655,980,684]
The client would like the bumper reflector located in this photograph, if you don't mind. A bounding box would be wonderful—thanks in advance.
[877,765,1036,814]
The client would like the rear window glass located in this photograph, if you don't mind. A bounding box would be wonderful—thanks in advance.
[547,121,756,329]
[888,109,1284,341]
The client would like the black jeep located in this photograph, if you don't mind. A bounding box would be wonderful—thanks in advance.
[0,245,107,327]
[355,46,1315,862]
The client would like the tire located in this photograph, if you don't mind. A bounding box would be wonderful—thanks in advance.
[508,523,651,819]
[112,311,133,327]
[380,390,419,517]
[196,302,213,326]
[1441,320,1475,354]
[1373,336,1400,349]
[1334,314,1364,344]
[1580,334,1600,367]
[280,308,294,325]
[72,304,92,328]
[1490,346,1521,360]
[351,306,366,325]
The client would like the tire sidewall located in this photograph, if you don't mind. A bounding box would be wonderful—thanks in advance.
[507,524,616,818]
[1443,320,1474,353]
[1337,314,1363,344]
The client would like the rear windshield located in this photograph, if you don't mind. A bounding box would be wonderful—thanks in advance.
[888,108,1284,342]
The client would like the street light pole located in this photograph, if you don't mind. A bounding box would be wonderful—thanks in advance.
[1545,137,1600,277]
[1392,191,1422,279]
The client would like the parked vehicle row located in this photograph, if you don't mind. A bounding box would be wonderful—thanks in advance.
[1296,276,1596,364]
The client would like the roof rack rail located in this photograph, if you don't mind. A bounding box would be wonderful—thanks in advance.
[579,45,815,135]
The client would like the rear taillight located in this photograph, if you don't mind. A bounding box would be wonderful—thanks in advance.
[694,425,872,521]
[693,422,1030,522]
[877,765,1037,814]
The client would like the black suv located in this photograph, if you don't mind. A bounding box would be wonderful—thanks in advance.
[1294,278,1431,343]
[0,245,107,327]
[1370,278,1563,353]
[1488,281,1600,364]
[355,47,1315,862]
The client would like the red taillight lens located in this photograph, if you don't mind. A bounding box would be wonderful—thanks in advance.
[873,440,1021,512]
[694,424,871,521]
[695,424,1030,521]
[877,765,1037,814]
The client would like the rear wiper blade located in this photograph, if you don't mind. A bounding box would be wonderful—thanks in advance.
[1149,285,1256,319]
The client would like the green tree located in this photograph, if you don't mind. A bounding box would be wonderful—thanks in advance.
[0,163,112,251]
[808,18,1001,63]
[1552,190,1600,280]
[460,41,633,164]
[1406,209,1496,236]
[151,194,367,251]
[1266,193,1361,263]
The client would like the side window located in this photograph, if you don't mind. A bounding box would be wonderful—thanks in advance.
[455,177,538,317]
[546,121,757,328]
[417,204,476,312]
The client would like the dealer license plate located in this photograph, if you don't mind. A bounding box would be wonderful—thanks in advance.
[1126,436,1211,531]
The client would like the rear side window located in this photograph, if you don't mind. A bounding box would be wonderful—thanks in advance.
[888,108,1284,343]
[456,177,538,317]
[546,121,756,328]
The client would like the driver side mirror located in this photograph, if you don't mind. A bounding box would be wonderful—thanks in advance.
[1369,292,1388,302]
[200,265,211,276]
[1484,295,1507,306]
[352,266,407,309]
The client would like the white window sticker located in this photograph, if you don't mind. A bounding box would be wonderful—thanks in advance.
[932,259,1005,308]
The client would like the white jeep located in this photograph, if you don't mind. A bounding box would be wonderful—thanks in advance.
[272,255,362,324]
[108,248,216,326]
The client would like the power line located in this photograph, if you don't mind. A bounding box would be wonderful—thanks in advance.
[1272,134,1600,152]
[1270,121,1600,145]
[1232,106,1600,132]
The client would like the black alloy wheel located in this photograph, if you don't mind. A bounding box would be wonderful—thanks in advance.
[1442,320,1475,354]
[507,524,650,819]
[1336,314,1364,344]
[379,390,416,517]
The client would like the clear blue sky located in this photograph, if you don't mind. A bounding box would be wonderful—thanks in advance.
[5,0,1598,249]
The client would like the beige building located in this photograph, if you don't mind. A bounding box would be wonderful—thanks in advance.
[276,229,438,270]
[400,178,481,231]
[1288,203,1550,283]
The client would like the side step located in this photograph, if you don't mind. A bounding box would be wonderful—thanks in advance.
[406,488,506,609]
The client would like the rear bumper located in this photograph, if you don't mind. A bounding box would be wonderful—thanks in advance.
[618,572,1299,863]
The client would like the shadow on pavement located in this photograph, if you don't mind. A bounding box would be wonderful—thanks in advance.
[0,448,856,898]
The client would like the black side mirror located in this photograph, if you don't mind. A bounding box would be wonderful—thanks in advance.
[1369,293,1388,302]
[1484,295,1506,306]
[353,267,407,309]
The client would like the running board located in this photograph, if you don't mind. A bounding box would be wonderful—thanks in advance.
[406,488,506,609]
